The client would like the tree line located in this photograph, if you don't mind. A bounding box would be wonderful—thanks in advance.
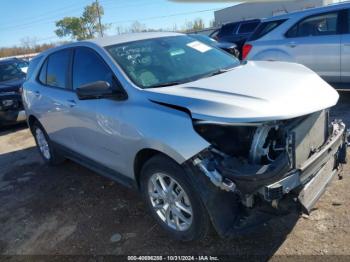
[1,1,211,58]
[0,43,55,58]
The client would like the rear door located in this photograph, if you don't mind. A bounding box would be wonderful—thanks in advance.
[34,49,77,149]
[284,11,341,83]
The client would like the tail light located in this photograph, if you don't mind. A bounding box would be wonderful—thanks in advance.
[242,44,252,60]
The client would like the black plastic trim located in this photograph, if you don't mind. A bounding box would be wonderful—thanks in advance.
[51,141,136,189]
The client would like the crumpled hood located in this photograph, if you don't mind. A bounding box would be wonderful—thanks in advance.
[144,61,339,123]
[0,78,24,93]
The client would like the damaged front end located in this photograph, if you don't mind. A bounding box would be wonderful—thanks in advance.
[186,109,348,237]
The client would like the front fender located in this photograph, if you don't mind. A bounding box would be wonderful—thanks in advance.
[120,100,210,178]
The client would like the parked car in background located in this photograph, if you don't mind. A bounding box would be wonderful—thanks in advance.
[23,32,347,241]
[188,33,240,58]
[212,19,260,58]
[0,58,27,126]
[243,2,350,89]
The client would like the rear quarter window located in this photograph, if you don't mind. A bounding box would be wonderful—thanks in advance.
[249,19,287,41]
[26,56,42,80]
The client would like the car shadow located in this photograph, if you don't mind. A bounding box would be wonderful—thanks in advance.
[0,147,300,257]
[0,122,28,136]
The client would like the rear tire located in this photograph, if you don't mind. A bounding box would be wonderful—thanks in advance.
[31,121,65,165]
[140,154,210,241]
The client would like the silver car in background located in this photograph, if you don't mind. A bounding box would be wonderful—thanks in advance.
[23,32,348,241]
[243,2,350,88]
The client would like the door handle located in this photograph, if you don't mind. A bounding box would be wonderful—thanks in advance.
[34,90,40,97]
[288,42,297,48]
[343,43,350,47]
[66,99,76,107]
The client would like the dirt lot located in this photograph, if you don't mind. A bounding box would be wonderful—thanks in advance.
[0,93,349,259]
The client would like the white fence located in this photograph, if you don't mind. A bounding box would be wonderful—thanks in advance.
[0,52,39,61]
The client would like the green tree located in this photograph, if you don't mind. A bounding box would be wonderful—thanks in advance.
[55,17,87,40]
[55,1,108,40]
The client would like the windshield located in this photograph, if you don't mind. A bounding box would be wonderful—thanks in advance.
[106,35,240,88]
[0,62,25,82]
[188,34,217,46]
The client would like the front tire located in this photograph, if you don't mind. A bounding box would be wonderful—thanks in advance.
[140,155,210,241]
[31,121,64,165]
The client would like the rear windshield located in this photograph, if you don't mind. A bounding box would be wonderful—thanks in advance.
[218,23,239,36]
[249,19,287,41]
[237,21,260,34]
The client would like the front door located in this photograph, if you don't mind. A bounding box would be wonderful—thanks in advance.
[68,47,128,173]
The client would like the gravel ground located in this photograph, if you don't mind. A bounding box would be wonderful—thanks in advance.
[0,93,349,259]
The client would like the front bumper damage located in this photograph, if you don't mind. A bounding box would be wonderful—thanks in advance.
[0,92,26,125]
[187,119,348,238]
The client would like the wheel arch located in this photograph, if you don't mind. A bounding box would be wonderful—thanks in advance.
[251,48,294,62]
[27,115,40,133]
[133,148,182,189]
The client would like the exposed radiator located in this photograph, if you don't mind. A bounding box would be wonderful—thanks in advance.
[291,110,328,169]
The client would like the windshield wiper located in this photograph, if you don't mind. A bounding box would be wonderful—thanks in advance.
[148,81,183,88]
[207,67,235,77]
[147,67,236,88]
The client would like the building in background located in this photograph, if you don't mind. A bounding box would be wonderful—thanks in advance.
[214,0,346,25]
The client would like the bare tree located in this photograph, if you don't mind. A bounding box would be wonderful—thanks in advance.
[129,21,146,33]
[20,37,38,51]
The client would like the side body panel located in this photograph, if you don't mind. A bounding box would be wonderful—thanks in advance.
[69,97,210,178]
[22,42,210,181]
[341,33,350,83]
[283,35,341,83]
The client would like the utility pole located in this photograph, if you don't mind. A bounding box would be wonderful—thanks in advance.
[95,0,103,37]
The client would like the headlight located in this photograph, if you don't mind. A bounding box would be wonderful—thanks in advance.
[193,120,287,165]
[2,99,14,107]
[193,121,256,159]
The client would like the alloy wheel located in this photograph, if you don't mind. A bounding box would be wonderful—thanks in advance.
[35,128,51,160]
[148,172,193,231]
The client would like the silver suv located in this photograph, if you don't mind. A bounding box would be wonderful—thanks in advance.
[23,32,348,241]
[243,2,350,88]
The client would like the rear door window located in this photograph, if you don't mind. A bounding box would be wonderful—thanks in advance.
[249,19,287,41]
[286,12,339,38]
[46,49,71,88]
[237,21,260,34]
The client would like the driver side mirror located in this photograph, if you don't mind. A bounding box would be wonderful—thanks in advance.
[76,81,126,100]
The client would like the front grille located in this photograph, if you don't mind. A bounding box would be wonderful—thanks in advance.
[291,110,328,169]
[0,94,23,111]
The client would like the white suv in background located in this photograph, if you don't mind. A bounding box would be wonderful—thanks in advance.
[243,2,350,88]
